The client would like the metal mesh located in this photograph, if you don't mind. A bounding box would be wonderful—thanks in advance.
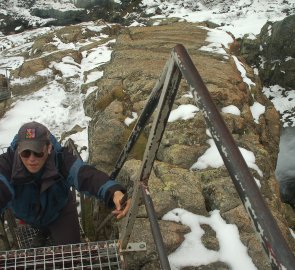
[0,240,122,269]
[14,225,54,249]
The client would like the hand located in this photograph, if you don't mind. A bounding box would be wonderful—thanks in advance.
[112,191,131,219]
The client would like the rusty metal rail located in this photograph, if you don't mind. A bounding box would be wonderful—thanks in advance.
[112,44,295,270]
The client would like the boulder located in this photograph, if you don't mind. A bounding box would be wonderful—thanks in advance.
[240,15,295,89]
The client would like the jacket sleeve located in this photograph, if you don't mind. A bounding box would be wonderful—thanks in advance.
[61,147,126,208]
[0,149,15,212]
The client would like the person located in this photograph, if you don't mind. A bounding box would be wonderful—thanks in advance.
[0,121,131,247]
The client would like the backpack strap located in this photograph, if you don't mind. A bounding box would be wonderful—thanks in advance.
[10,134,18,150]
[49,134,62,152]
[54,151,63,173]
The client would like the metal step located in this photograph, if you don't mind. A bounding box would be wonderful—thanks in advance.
[0,240,122,269]
[14,225,54,249]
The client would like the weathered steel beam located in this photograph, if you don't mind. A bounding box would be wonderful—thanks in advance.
[120,56,182,269]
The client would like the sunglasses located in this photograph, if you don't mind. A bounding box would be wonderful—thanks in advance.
[20,150,45,158]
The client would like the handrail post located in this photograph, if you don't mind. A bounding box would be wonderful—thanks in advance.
[120,57,182,269]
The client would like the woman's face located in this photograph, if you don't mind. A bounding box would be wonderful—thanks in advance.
[19,144,52,173]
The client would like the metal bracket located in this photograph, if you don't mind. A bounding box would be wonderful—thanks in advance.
[121,242,147,253]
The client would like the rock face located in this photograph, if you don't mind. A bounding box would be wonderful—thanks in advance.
[84,21,294,269]
[240,14,295,90]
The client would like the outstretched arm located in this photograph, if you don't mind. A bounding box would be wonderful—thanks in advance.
[62,147,130,213]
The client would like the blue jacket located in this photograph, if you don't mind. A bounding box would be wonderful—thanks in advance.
[0,146,125,227]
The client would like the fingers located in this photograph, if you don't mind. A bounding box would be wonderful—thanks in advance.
[112,196,131,220]
[121,198,131,217]
[113,191,125,211]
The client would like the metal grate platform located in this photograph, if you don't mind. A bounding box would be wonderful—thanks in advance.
[14,225,54,249]
[0,240,122,269]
